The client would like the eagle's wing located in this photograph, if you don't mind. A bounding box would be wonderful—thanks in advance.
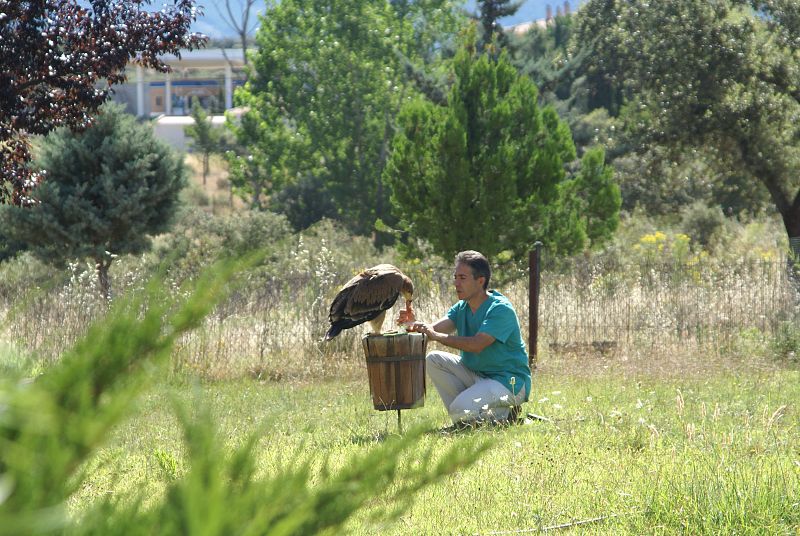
[345,267,403,316]
[328,274,363,323]
[325,265,406,341]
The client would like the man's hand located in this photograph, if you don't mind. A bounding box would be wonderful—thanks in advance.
[407,321,441,341]
[409,321,495,353]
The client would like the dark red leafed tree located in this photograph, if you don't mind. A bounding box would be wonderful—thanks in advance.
[0,0,206,204]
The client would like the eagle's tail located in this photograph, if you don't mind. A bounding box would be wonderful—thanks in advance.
[324,325,343,341]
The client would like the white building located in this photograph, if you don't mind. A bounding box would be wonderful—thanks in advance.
[111,49,247,150]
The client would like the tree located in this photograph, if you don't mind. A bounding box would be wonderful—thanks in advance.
[475,0,521,52]
[185,98,221,186]
[566,147,620,246]
[574,0,800,253]
[238,0,462,241]
[216,0,260,68]
[511,14,622,117]
[383,27,619,261]
[0,104,187,299]
[0,0,204,205]
[225,108,304,212]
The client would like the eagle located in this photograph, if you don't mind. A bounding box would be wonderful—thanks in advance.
[325,264,414,341]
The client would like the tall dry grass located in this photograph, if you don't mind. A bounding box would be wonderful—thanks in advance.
[3,237,797,382]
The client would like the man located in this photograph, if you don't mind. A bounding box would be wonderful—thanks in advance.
[407,250,531,425]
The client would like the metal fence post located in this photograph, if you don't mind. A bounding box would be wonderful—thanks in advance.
[529,242,543,370]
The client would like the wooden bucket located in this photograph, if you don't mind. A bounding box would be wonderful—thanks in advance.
[362,332,427,411]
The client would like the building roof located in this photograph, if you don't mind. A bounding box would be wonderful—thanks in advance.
[157,48,246,68]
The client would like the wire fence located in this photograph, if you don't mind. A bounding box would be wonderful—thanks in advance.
[519,256,799,357]
[4,255,798,378]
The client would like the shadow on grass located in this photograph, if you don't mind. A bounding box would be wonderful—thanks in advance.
[424,413,555,437]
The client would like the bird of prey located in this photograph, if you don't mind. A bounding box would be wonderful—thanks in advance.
[325,264,414,341]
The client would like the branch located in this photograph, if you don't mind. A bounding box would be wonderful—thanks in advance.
[485,513,620,534]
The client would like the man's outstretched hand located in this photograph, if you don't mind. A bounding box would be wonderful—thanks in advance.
[407,321,434,338]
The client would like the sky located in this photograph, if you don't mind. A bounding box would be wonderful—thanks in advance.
[192,0,584,39]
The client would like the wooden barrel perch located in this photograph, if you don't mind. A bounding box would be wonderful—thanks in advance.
[362,332,427,415]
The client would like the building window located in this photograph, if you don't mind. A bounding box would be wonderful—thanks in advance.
[155,96,163,107]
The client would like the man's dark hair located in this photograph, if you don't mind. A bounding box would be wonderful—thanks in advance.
[455,250,491,290]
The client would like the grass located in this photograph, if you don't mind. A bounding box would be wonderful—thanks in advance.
[64,359,800,534]
[1,182,797,533]
[182,153,245,214]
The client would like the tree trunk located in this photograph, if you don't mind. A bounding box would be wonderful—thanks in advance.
[202,153,209,186]
[782,195,800,253]
[251,179,262,210]
[96,258,112,302]
[739,138,800,253]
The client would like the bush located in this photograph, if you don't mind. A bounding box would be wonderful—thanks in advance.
[771,320,800,362]
[680,201,726,250]
[153,210,294,283]
[0,252,62,302]
[182,182,210,207]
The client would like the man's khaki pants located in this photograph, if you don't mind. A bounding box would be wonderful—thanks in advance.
[426,350,526,424]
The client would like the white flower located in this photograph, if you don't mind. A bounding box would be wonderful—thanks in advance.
[552,391,562,395]
[553,404,563,410]
[538,397,549,403]
[499,395,509,402]
[586,396,593,402]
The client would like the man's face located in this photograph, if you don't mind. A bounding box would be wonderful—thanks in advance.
[453,262,484,302]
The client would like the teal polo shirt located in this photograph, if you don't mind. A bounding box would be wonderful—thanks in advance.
[446,290,531,400]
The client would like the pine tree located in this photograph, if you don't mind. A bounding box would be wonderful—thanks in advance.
[385,26,618,261]
[0,104,186,299]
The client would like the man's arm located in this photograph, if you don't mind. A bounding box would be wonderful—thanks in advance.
[430,317,455,334]
[409,318,495,354]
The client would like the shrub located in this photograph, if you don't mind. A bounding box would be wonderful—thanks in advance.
[153,210,293,283]
[771,320,800,362]
[680,201,726,250]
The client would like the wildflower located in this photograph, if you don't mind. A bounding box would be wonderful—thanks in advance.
[538,397,549,403]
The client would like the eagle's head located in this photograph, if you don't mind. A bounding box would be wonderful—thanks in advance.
[400,274,414,309]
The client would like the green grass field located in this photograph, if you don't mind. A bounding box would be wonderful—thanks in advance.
[65,357,799,535]
[2,216,798,534]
